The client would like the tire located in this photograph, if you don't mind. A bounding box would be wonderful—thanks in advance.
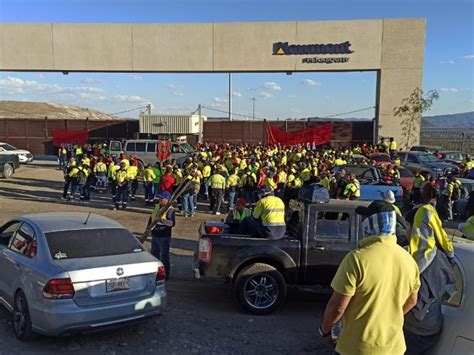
[2,163,14,179]
[13,290,35,341]
[234,263,287,315]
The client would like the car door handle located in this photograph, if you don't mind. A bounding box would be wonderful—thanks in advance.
[312,246,325,251]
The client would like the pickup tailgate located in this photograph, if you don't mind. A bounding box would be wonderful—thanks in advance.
[196,223,301,279]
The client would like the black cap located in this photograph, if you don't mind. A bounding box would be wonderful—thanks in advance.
[355,200,395,218]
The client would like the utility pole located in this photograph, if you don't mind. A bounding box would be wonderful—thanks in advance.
[252,97,256,120]
[228,73,232,121]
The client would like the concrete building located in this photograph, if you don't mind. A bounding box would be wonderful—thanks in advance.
[0,19,425,146]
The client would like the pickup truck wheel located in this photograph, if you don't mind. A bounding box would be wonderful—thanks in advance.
[234,263,287,315]
[2,163,14,179]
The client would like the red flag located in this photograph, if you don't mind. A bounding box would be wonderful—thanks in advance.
[52,129,89,146]
[267,123,332,145]
[157,141,171,161]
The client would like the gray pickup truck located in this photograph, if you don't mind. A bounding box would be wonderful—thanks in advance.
[196,199,408,315]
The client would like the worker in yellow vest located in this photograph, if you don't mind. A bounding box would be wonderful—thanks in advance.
[108,160,121,199]
[142,163,156,205]
[458,216,474,241]
[412,171,425,203]
[343,174,361,200]
[114,162,129,210]
[209,169,226,215]
[389,137,398,155]
[127,164,139,201]
[94,157,108,192]
[225,198,252,224]
[248,186,286,240]
[149,191,175,278]
[226,168,240,210]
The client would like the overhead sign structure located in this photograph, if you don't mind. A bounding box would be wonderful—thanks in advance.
[273,41,353,64]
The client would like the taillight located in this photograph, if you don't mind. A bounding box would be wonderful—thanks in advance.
[199,238,212,262]
[43,278,75,299]
[156,265,166,284]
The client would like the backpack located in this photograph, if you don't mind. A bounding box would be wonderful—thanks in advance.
[77,169,87,186]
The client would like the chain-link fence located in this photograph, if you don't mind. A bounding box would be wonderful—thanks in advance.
[420,128,474,154]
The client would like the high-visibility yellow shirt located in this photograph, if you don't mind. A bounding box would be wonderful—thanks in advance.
[320,176,330,190]
[230,208,252,222]
[390,141,398,150]
[142,167,156,182]
[410,203,454,272]
[94,162,107,173]
[126,165,138,180]
[239,160,247,170]
[253,195,285,226]
[413,175,425,188]
[334,158,347,166]
[461,216,474,240]
[210,174,226,189]
[121,159,130,168]
[331,235,420,355]
[174,170,183,185]
[81,157,90,167]
[226,174,240,188]
[202,165,212,178]
[277,171,287,184]
[108,165,121,180]
[116,170,128,185]
[300,168,311,182]
[265,177,277,190]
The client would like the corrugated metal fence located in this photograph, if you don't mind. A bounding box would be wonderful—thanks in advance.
[0,118,138,155]
[420,128,474,154]
[202,120,374,147]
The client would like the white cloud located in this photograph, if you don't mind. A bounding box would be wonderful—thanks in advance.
[257,92,273,99]
[301,79,321,87]
[464,54,474,60]
[112,95,151,103]
[233,91,242,97]
[212,97,228,106]
[448,60,455,64]
[38,74,45,79]
[165,83,184,96]
[440,60,455,64]
[439,87,459,93]
[263,81,281,91]
[0,76,61,95]
[80,77,103,85]
[246,87,257,91]
[130,75,142,80]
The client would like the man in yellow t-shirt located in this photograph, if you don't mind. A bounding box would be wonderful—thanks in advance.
[320,200,420,355]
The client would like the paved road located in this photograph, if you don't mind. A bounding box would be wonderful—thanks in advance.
[0,164,332,354]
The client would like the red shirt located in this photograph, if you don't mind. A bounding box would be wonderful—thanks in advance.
[160,173,176,194]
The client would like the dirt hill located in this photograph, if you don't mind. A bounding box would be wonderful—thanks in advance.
[0,100,121,121]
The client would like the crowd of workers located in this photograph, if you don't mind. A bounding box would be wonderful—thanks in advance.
[55,138,474,354]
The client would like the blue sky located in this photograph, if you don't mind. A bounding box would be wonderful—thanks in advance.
[0,0,473,119]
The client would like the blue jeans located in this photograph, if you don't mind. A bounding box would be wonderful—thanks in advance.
[228,190,236,210]
[151,237,171,277]
[144,182,154,201]
[58,156,66,170]
[153,182,161,198]
[181,193,195,216]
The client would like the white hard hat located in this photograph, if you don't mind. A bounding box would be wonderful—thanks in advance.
[381,190,396,204]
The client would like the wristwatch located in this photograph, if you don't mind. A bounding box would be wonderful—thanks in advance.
[319,326,331,338]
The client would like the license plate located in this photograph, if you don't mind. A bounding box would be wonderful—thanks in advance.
[106,278,130,293]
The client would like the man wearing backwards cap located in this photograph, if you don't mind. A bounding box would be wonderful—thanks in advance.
[148,191,175,278]
[320,200,420,355]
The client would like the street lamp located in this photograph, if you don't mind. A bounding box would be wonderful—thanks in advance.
[252,97,256,120]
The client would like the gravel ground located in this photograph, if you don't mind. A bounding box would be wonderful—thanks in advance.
[0,163,333,354]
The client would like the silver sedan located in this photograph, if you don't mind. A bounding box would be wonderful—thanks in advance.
[0,212,167,340]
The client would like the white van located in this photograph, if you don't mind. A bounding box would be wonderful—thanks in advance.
[109,139,194,168]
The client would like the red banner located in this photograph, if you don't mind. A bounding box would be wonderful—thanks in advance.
[157,141,171,161]
[52,129,89,147]
[267,123,332,146]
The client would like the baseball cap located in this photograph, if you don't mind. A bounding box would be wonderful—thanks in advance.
[236,198,247,207]
[356,200,397,237]
[157,191,172,200]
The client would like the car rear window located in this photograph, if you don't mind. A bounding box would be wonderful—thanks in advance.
[45,228,145,260]
[372,155,391,162]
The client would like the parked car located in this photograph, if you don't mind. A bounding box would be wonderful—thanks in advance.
[0,153,20,179]
[368,153,392,166]
[410,145,445,153]
[332,165,404,203]
[109,139,194,168]
[431,239,474,355]
[0,213,167,340]
[397,151,459,178]
[195,199,408,315]
[453,178,474,220]
[439,151,471,168]
[0,142,33,164]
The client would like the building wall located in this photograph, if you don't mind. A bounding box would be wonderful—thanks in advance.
[0,20,425,145]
